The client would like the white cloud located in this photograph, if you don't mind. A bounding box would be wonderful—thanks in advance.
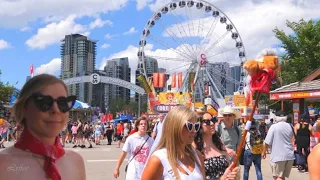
[89,18,113,29]
[0,39,10,50]
[25,15,87,49]
[101,43,111,49]
[148,0,172,12]
[136,0,153,10]
[104,33,118,39]
[35,58,61,75]
[99,44,192,84]
[145,0,320,60]
[123,27,138,35]
[20,26,31,32]
[0,0,129,28]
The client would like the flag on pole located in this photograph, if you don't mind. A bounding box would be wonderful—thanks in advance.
[171,73,176,88]
[30,65,34,77]
[178,72,182,88]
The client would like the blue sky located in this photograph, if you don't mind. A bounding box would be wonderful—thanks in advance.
[0,0,319,89]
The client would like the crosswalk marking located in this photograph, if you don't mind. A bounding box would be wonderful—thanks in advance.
[66,148,111,152]
[87,159,128,162]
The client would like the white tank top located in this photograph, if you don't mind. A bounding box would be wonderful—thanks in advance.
[152,148,203,180]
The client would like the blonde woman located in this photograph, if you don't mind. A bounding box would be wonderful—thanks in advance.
[0,74,85,180]
[142,106,239,180]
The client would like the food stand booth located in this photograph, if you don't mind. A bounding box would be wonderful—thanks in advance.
[270,78,320,124]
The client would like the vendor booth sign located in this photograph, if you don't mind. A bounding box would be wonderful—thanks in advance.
[270,91,320,100]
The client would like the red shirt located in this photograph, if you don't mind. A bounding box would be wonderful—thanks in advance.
[129,129,137,136]
[117,124,124,135]
[314,132,320,141]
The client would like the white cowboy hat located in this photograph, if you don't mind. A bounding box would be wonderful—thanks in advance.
[219,106,241,119]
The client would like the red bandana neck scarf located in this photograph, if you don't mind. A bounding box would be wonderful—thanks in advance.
[14,128,65,180]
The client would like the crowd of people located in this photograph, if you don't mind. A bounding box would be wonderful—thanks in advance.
[0,73,320,180]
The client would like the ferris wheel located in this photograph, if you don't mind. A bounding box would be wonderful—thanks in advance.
[137,0,247,106]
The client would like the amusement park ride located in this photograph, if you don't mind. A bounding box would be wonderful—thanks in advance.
[136,0,247,116]
[136,0,280,168]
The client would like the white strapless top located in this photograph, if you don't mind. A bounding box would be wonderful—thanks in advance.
[152,148,203,180]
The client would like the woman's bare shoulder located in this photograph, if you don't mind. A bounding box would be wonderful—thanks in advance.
[64,150,85,163]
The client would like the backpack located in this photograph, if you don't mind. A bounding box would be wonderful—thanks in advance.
[249,130,264,154]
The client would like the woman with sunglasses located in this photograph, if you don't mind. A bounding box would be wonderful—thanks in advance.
[0,74,85,180]
[194,113,237,180]
[142,106,238,180]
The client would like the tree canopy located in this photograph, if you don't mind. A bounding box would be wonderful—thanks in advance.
[0,69,14,103]
[273,19,320,84]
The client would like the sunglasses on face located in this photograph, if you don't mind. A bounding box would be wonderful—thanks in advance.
[203,117,218,125]
[223,114,233,117]
[185,121,201,132]
[30,93,76,113]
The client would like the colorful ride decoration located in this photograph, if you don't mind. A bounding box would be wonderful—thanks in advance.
[137,72,219,115]
[232,49,280,169]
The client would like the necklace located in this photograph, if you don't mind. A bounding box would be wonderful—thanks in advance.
[29,152,52,180]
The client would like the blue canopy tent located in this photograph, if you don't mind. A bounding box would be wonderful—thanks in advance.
[113,114,134,124]
[72,100,91,109]
[70,100,92,122]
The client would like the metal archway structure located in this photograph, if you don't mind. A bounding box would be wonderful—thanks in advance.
[63,74,145,95]
[63,73,146,116]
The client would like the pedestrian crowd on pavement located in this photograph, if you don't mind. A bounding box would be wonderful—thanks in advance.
[0,73,320,180]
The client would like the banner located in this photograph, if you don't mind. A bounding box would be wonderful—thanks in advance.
[153,73,159,88]
[137,75,152,93]
[270,90,320,100]
[189,72,195,91]
[159,73,165,88]
[233,94,246,106]
[178,72,182,89]
[9,88,20,106]
[148,92,193,113]
[171,73,176,88]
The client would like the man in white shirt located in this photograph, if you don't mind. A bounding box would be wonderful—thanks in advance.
[262,110,295,180]
[151,114,165,140]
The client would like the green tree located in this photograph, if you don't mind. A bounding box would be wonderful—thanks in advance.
[0,70,14,103]
[109,98,126,116]
[0,82,14,103]
[109,98,148,117]
[273,19,320,84]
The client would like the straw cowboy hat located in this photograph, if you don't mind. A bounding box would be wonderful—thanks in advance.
[219,106,241,119]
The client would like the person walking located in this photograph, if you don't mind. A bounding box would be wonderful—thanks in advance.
[262,110,295,180]
[294,114,313,172]
[243,120,263,180]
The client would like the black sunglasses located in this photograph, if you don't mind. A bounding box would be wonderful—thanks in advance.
[203,117,218,125]
[30,93,76,113]
[223,114,233,117]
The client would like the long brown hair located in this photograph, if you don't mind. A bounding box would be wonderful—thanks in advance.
[13,74,67,126]
[155,105,200,180]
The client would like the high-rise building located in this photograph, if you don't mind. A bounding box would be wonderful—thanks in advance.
[92,70,108,110]
[135,57,159,103]
[230,66,241,93]
[225,66,241,94]
[60,34,97,104]
[104,57,131,107]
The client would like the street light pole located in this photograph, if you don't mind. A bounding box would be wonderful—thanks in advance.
[138,94,141,117]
